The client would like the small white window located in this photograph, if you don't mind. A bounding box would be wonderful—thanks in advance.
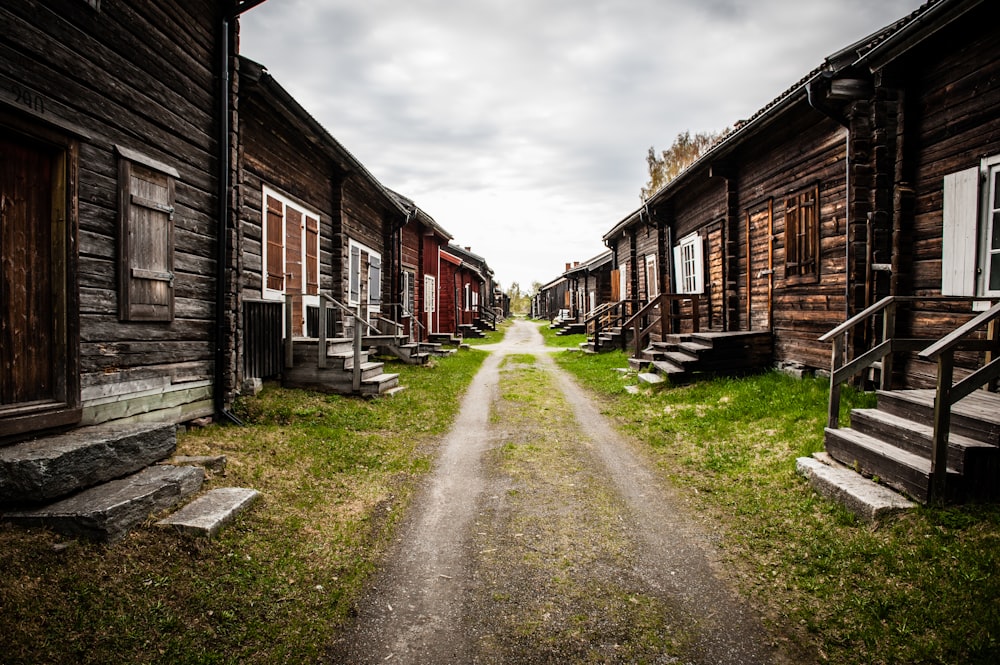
[645,254,658,298]
[424,274,436,313]
[673,233,704,295]
[401,270,415,315]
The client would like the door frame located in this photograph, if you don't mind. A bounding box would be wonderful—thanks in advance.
[0,112,81,440]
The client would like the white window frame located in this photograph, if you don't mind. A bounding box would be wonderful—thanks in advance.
[401,269,415,316]
[673,233,704,295]
[424,274,436,314]
[347,238,381,309]
[645,253,659,298]
[261,186,320,307]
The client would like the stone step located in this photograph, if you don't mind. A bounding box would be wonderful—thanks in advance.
[157,487,260,538]
[0,423,176,506]
[637,372,665,385]
[3,464,204,542]
[361,373,401,396]
[796,455,915,523]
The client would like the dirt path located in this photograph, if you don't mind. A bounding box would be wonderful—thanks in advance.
[326,320,786,664]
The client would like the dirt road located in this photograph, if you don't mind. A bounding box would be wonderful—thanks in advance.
[326,320,786,664]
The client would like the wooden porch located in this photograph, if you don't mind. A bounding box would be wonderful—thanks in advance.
[821,296,1000,504]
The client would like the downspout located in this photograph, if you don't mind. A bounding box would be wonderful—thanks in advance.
[216,1,268,425]
[806,74,853,326]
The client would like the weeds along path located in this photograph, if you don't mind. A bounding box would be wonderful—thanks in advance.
[325,320,785,664]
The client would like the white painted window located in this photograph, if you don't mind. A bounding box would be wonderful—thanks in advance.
[645,254,659,298]
[424,274,436,313]
[673,233,704,295]
[401,270,415,315]
[262,186,321,303]
[942,155,1000,297]
[347,238,381,308]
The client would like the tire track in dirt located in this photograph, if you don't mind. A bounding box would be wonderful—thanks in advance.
[325,320,786,664]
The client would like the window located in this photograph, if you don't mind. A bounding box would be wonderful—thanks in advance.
[784,185,820,279]
[424,275,436,313]
[673,233,704,295]
[645,254,659,298]
[118,147,178,322]
[261,186,320,300]
[401,270,415,315]
[347,239,381,307]
[943,155,1000,297]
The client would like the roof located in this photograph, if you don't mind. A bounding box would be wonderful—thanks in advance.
[239,56,408,218]
[565,250,614,276]
[604,0,960,242]
[387,190,454,241]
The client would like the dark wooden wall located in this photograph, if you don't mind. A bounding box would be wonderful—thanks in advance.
[1,0,223,427]
[887,3,1000,387]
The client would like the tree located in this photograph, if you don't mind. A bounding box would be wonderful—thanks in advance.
[640,130,726,201]
[506,282,531,315]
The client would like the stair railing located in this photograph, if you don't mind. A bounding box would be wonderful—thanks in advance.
[584,299,639,351]
[917,300,1000,500]
[286,293,380,393]
[622,293,700,360]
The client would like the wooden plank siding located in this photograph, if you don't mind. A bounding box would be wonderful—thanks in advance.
[879,3,1000,387]
[1,0,225,436]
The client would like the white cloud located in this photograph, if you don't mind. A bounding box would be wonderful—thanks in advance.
[240,0,925,289]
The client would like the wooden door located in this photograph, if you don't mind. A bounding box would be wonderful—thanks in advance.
[746,201,773,331]
[1,131,78,437]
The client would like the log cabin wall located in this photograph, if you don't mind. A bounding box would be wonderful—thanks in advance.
[664,170,728,332]
[731,108,849,370]
[235,81,341,390]
[0,0,225,437]
[877,1,1000,387]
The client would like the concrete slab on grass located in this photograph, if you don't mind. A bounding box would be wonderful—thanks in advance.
[796,456,915,523]
[158,487,260,538]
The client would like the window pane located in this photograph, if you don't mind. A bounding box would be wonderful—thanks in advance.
[993,171,1000,209]
[990,253,1000,291]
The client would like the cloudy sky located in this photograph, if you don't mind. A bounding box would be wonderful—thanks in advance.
[240,0,925,291]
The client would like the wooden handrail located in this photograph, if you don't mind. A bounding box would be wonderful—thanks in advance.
[819,295,1000,502]
[918,301,1000,360]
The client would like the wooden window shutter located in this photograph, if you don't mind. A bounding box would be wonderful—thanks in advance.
[265,195,284,291]
[305,215,319,295]
[285,206,303,295]
[119,159,175,322]
[942,166,980,296]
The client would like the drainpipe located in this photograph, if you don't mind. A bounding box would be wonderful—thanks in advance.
[216,1,268,425]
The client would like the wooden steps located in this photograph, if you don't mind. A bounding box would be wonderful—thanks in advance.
[824,389,1000,503]
[629,331,773,382]
[283,338,401,396]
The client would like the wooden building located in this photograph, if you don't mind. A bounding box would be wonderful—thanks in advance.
[565,251,614,321]
[0,0,246,441]
[233,56,406,395]
[391,193,453,341]
[597,0,1000,502]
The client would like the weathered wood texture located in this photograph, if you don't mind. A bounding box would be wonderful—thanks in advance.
[0,0,223,433]
[734,110,849,370]
[886,6,1000,387]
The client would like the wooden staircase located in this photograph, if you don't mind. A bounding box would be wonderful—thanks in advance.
[629,331,774,382]
[283,338,401,396]
[825,389,1000,503]
[580,326,629,353]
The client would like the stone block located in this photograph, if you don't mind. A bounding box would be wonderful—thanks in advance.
[157,487,260,538]
[796,456,915,523]
[0,423,176,506]
[3,465,204,542]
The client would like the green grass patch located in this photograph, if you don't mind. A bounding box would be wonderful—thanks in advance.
[0,350,486,665]
[554,353,1000,665]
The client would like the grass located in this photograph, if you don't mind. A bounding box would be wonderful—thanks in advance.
[555,349,1000,665]
[0,349,486,665]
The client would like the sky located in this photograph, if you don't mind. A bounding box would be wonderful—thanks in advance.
[239,0,926,292]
